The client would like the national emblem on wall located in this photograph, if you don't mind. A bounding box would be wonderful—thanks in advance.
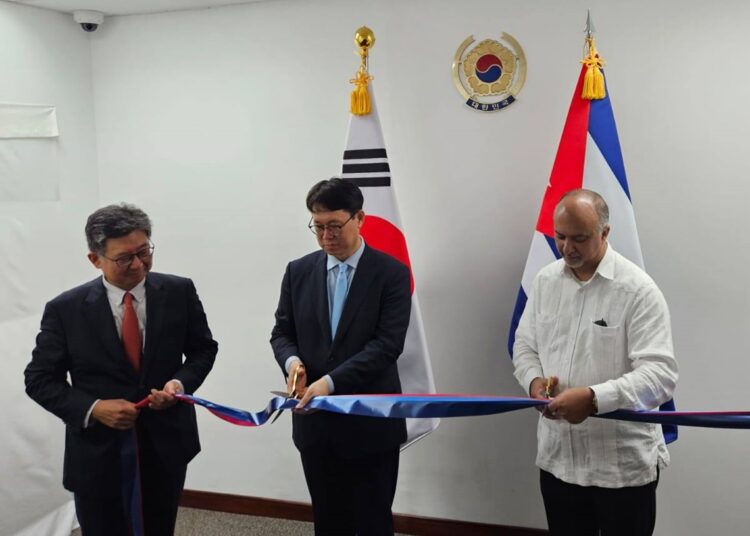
[452,33,527,112]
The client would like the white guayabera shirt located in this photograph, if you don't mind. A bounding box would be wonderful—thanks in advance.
[513,246,678,488]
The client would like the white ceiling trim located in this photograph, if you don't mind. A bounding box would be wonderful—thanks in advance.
[6,0,269,16]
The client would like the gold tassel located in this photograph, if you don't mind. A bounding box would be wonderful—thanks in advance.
[350,70,372,116]
[581,36,606,100]
[350,27,375,115]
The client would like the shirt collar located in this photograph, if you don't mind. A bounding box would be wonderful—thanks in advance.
[561,243,615,282]
[327,237,366,271]
[101,275,147,303]
[594,244,615,280]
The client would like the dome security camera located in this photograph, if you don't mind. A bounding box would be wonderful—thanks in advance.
[73,10,104,33]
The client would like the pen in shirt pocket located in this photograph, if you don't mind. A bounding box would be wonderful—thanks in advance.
[593,318,608,327]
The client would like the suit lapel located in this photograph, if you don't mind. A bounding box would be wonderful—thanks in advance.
[141,274,166,380]
[313,253,331,343]
[332,246,375,347]
[82,279,137,380]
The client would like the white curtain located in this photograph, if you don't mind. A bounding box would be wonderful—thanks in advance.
[0,103,76,535]
[0,104,59,202]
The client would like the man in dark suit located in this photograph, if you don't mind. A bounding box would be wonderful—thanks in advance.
[24,203,217,536]
[271,178,411,536]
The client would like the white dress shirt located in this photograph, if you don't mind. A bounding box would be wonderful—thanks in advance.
[513,245,678,488]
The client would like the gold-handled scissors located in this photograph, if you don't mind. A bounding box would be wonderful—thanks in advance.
[544,377,553,399]
[270,367,300,424]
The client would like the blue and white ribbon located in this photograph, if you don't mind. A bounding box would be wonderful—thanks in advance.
[176,393,750,430]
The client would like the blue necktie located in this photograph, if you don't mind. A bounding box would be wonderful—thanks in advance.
[330,263,349,338]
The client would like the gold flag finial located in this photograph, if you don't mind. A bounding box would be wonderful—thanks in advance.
[350,26,375,115]
[581,12,605,100]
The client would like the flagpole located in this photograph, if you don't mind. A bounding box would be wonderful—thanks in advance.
[342,27,439,447]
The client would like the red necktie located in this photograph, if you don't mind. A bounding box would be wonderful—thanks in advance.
[122,292,142,372]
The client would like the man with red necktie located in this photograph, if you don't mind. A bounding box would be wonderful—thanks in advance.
[25,203,218,536]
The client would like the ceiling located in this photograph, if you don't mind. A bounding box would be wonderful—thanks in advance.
[6,0,266,16]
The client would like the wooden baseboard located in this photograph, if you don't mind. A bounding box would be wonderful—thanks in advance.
[181,489,547,536]
[181,489,313,522]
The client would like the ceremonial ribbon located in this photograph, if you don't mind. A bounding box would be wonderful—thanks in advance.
[119,428,145,536]
[123,392,748,532]
[173,393,750,430]
[120,397,159,536]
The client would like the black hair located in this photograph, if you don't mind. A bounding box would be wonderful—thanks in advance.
[85,203,152,253]
[305,178,363,215]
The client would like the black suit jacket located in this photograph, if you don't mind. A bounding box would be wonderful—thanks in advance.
[24,272,217,497]
[271,245,410,454]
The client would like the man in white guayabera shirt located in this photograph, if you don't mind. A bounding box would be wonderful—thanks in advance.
[512,189,678,536]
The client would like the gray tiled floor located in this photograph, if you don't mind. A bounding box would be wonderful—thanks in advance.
[72,507,409,535]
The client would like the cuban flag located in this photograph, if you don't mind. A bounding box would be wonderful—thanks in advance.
[507,66,677,443]
[340,89,439,448]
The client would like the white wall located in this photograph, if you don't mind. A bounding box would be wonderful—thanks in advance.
[0,1,99,535]
[6,0,747,534]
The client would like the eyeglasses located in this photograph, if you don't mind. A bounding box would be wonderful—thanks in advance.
[101,243,155,268]
[308,215,355,237]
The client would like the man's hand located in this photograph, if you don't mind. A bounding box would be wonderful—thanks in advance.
[529,376,558,418]
[287,361,307,398]
[148,380,183,410]
[91,399,139,429]
[529,376,559,399]
[546,387,596,424]
[296,377,329,409]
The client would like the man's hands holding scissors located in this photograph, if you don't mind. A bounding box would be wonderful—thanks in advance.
[296,377,330,409]
[530,376,596,423]
[546,387,597,424]
[287,361,307,398]
[283,361,328,410]
[529,376,559,419]
[270,362,306,424]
